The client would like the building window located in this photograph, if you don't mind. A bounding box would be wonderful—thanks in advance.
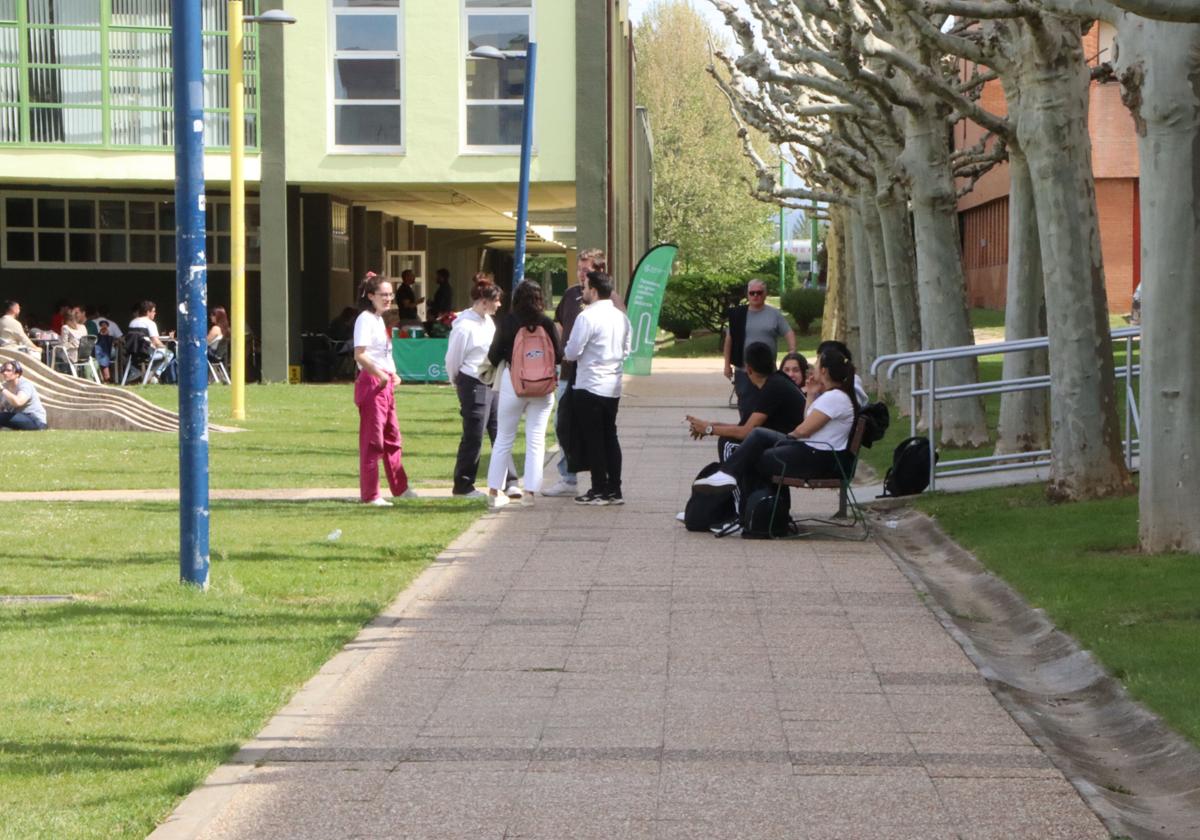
[0,190,260,269]
[331,0,403,150]
[0,0,259,149]
[462,0,531,150]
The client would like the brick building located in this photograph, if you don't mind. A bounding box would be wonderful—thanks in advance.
[956,22,1139,315]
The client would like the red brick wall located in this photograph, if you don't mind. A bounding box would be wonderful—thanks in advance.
[961,197,1009,309]
[1097,178,1137,313]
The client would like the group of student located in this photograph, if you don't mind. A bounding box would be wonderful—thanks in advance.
[349,248,634,510]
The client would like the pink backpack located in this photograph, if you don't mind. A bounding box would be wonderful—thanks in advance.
[511,324,557,397]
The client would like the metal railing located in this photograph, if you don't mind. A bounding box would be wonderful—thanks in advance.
[868,327,1141,491]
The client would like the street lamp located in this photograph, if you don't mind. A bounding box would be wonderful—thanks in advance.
[469,41,537,286]
[228,3,296,420]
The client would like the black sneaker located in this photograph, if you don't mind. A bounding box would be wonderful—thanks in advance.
[710,519,742,538]
[574,490,609,506]
[604,492,625,505]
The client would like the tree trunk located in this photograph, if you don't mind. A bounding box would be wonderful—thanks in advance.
[901,109,989,447]
[858,193,901,403]
[995,146,1051,455]
[1116,19,1200,551]
[822,206,849,343]
[829,206,861,361]
[873,177,922,412]
[1008,19,1132,500]
[850,203,878,388]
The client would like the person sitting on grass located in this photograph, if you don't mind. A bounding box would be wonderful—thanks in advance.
[693,347,859,502]
[0,359,48,431]
[686,341,807,463]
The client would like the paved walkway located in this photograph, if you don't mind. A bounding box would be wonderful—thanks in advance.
[150,359,1108,840]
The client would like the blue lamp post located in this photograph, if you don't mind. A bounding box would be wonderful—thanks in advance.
[470,42,537,285]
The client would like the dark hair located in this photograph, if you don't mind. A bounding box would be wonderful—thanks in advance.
[2,300,16,313]
[818,348,859,413]
[780,352,809,384]
[585,270,614,299]
[436,268,450,281]
[210,305,231,335]
[817,340,853,364]
[136,300,157,317]
[744,342,776,377]
[357,274,391,312]
[1,359,22,375]
[470,282,503,304]
[511,280,544,326]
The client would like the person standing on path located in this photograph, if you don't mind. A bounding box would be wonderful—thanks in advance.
[544,249,626,497]
[445,281,519,499]
[484,281,562,511]
[353,274,415,507]
[723,279,796,412]
[564,270,632,506]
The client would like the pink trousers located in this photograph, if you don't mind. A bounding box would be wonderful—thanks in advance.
[355,372,408,502]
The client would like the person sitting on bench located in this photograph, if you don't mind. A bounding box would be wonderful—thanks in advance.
[693,347,858,496]
[686,341,806,463]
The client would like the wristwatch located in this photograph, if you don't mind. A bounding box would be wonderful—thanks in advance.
[704,424,713,437]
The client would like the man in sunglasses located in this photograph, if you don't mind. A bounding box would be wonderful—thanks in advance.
[722,279,795,412]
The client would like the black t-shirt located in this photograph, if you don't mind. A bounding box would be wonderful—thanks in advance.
[741,372,807,435]
[396,283,418,319]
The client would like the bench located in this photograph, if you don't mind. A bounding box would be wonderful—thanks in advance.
[768,415,870,540]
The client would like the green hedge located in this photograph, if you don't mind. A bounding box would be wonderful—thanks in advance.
[659,272,747,338]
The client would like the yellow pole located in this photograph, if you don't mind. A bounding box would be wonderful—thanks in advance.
[228,0,246,419]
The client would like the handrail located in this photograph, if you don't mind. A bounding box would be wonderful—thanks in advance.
[864,326,1140,490]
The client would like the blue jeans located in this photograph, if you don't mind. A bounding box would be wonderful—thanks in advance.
[0,411,46,430]
[554,379,576,482]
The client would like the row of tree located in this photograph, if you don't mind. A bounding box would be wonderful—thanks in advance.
[706,0,1199,553]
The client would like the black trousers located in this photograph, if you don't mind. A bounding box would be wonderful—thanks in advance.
[573,388,622,495]
[721,427,841,497]
[452,374,515,493]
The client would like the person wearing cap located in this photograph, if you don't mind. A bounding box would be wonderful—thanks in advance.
[0,359,48,430]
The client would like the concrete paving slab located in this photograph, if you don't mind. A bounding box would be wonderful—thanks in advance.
[154,359,1110,840]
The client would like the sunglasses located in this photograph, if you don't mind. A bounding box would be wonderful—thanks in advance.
[747,290,766,297]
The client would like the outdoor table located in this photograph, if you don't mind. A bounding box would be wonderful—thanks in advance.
[392,336,449,383]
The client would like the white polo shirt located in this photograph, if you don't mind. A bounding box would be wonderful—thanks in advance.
[353,310,396,374]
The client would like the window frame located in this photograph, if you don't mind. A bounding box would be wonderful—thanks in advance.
[0,188,261,270]
[460,0,533,155]
[328,0,405,155]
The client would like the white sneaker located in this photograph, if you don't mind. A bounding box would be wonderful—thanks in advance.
[453,489,487,499]
[541,479,578,497]
[488,493,511,511]
[710,519,742,538]
[505,485,524,500]
[365,497,392,507]
[396,488,419,500]
[693,471,736,492]
[675,511,686,522]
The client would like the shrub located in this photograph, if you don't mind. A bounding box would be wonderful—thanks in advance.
[752,253,797,293]
[660,272,747,335]
[781,287,825,334]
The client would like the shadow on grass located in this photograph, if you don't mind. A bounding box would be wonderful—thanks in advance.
[0,737,237,777]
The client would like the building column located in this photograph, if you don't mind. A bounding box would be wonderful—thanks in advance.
[259,0,291,382]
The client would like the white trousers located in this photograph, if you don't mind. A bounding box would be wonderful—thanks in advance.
[487,370,555,494]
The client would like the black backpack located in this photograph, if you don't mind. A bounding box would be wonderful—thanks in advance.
[880,436,936,497]
[740,486,794,539]
[684,462,737,532]
[859,401,890,448]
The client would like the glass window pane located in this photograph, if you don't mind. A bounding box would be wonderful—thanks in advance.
[110,70,172,109]
[245,203,260,229]
[334,59,400,100]
[37,197,64,227]
[158,201,174,231]
[467,15,529,53]
[216,203,230,233]
[27,28,101,66]
[27,0,100,26]
[100,233,126,262]
[6,230,32,260]
[0,104,19,143]
[465,0,531,6]
[99,201,126,230]
[38,231,65,261]
[69,232,95,262]
[335,15,397,51]
[28,68,103,104]
[30,106,102,144]
[0,33,19,69]
[247,234,260,266]
[130,233,156,262]
[0,0,17,22]
[333,0,398,6]
[335,104,401,146]
[69,199,94,229]
[159,234,175,263]
[112,0,170,28]
[6,196,33,226]
[109,29,172,69]
[205,234,214,262]
[112,108,172,147]
[130,201,155,230]
[466,56,526,100]
[466,103,523,146]
[217,235,231,264]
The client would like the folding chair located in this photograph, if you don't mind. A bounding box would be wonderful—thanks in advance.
[120,329,153,385]
[71,335,102,383]
[208,337,231,384]
[768,415,871,540]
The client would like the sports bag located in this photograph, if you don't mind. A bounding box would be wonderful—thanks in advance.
[859,401,890,448]
[684,462,737,532]
[740,486,794,539]
[511,324,557,397]
[880,436,936,497]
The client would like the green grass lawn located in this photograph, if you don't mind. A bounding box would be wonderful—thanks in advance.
[4,383,538,492]
[0,498,481,839]
[918,483,1200,749]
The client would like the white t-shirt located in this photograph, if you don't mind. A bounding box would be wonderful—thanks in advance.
[353,310,396,374]
[129,316,160,339]
[804,389,855,451]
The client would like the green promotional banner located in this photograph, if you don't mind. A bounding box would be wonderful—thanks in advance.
[392,337,450,382]
[624,243,679,376]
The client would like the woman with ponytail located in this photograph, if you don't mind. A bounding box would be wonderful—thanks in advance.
[693,347,859,495]
[353,272,415,506]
